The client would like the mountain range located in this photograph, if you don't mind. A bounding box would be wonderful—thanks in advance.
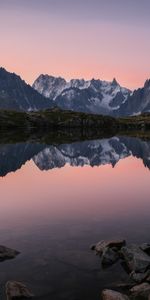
[33,75,131,115]
[0,136,150,177]
[0,68,52,111]
[0,67,150,116]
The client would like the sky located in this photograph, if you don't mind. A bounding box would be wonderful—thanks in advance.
[0,0,150,89]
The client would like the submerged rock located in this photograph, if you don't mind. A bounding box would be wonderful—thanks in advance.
[94,239,126,256]
[6,281,34,300]
[130,282,150,298]
[130,282,150,293]
[101,289,129,300]
[130,270,150,283]
[146,276,150,283]
[90,244,96,250]
[121,244,150,273]
[115,282,135,289]
[0,245,20,261]
[101,247,119,266]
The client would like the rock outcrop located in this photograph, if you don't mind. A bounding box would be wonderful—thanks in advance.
[102,289,129,300]
[91,239,150,300]
[121,245,150,273]
[0,245,20,261]
[6,281,33,300]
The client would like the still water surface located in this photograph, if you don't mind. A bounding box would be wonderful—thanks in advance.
[0,136,150,299]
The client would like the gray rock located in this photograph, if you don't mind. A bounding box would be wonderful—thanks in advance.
[121,244,150,273]
[146,276,150,283]
[6,281,34,300]
[130,270,150,283]
[101,289,129,300]
[101,247,119,266]
[94,239,126,256]
[0,245,20,261]
[90,244,96,250]
[140,243,150,253]
[115,282,135,289]
[130,282,150,298]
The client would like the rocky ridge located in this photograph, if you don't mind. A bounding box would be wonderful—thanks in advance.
[0,68,52,111]
[33,74,131,115]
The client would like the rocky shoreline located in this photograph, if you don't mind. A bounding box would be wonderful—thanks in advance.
[1,239,150,299]
[91,239,150,299]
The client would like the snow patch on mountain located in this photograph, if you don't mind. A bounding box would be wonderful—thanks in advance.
[33,75,131,115]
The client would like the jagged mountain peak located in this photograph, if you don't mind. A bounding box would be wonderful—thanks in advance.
[144,79,150,89]
[112,78,119,86]
[36,73,66,82]
[117,78,150,116]
[0,67,7,73]
[33,74,67,100]
[0,67,53,111]
[33,74,131,115]
[0,67,8,73]
[0,67,22,82]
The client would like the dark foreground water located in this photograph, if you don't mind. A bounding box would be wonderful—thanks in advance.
[0,135,150,299]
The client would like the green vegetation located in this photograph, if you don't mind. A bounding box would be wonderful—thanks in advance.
[0,109,150,144]
[0,108,117,130]
[117,113,150,130]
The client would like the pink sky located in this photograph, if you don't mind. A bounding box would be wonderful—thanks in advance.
[0,156,149,229]
[0,1,150,90]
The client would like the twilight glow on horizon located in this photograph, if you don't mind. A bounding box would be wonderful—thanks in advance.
[0,0,150,89]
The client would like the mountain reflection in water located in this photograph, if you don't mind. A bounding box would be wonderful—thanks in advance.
[0,136,150,177]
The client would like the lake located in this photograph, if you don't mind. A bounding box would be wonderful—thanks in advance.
[0,135,150,299]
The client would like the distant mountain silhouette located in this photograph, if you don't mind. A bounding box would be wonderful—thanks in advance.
[0,68,53,111]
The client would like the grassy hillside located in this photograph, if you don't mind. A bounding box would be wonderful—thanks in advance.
[0,108,117,130]
[0,108,150,134]
[118,113,150,130]
[0,109,150,144]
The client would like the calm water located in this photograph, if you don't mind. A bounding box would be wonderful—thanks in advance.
[0,136,150,299]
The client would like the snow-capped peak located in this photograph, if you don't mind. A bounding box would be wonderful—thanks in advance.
[33,74,131,115]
